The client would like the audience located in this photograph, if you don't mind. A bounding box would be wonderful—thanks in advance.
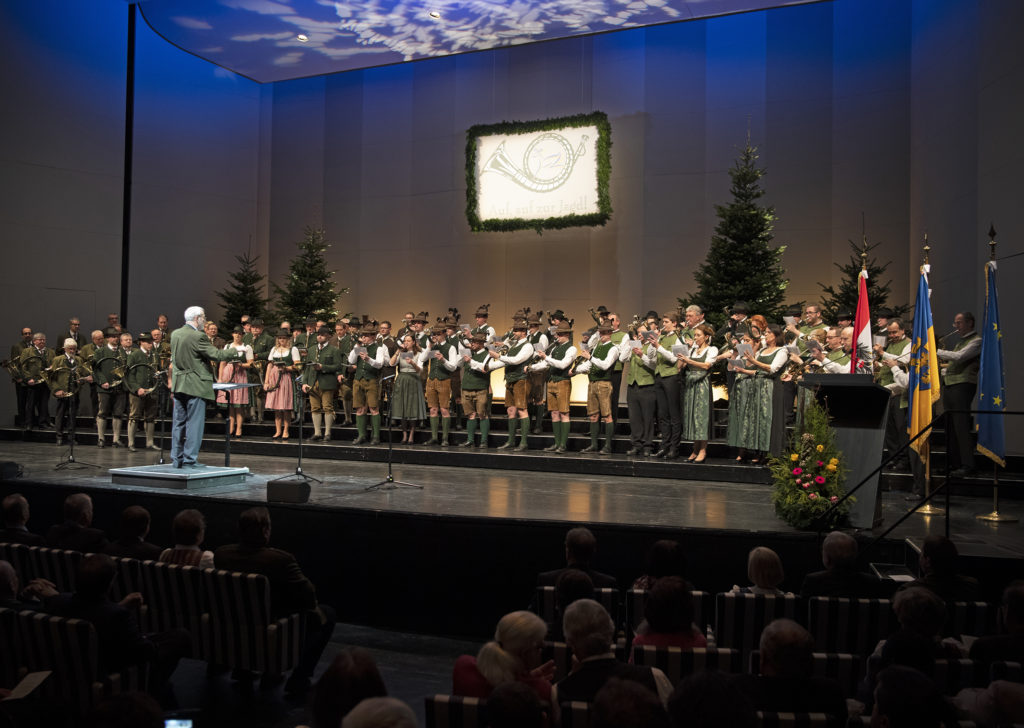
[631,539,690,591]
[485,681,546,728]
[549,568,594,640]
[970,580,1024,668]
[452,610,554,702]
[729,618,846,720]
[0,493,46,545]
[311,647,388,728]
[872,665,952,727]
[0,559,53,610]
[668,669,756,728]
[800,531,890,598]
[551,599,671,720]
[631,576,706,657]
[341,697,417,728]
[89,692,163,728]
[159,508,215,568]
[592,676,670,728]
[46,492,109,553]
[731,546,789,595]
[537,527,617,589]
[103,506,162,561]
[905,535,981,602]
[214,506,336,696]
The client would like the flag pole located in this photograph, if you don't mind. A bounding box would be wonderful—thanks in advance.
[977,225,1016,522]
[917,235,944,516]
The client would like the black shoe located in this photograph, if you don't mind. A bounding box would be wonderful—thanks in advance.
[626,447,641,456]
[56,437,65,446]
[543,443,559,452]
[654,447,669,458]
[514,442,528,452]
[477,440,489,449]
[663,446,679,460]
[310,435,323,442]
[904,492,924,502]
[352,435,366,445]
[599,444,612,455]
[554,445,566,454]
[440,439,450,447]
[457,439,474,447]
[369,437,380,445]
[581,444,599,453]
[424,437,439,446]
[642,447,654,457]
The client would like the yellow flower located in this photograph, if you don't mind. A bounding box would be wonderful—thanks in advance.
[816,444,825,452]
[790,453,799,461]
[829,458,839,465]
[826,464,837,472]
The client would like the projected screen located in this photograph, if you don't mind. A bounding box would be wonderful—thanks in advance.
[466,112,611,233]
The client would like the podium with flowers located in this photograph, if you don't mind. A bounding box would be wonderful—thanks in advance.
[800,374,891,529]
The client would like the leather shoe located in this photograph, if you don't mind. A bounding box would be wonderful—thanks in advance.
[497,441,515,450]
[663,446,679,460]
[654,447,669,458]
[457,439,473,447]
[543,443,559,452]
[310,435,323,442]
[626,447,641,456]
[581,444,599,453]
[352,435,366,445]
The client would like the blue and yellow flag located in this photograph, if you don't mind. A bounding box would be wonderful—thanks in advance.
[907,268,941,456]
[976,261,1005,467]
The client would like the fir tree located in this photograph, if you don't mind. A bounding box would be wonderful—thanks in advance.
[818,240,909,323]
[679,141,788,331]
[271,227,349,325]
[215,251,268,333]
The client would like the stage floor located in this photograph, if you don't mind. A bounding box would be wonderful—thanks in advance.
[2,440,1022,560]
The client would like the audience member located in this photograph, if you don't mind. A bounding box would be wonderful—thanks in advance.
[631,576,706,657]
[214,507,336,696]
[668,669,756,728]
[731,547,790,595]
[800,531,890,598]
[549,568,594,640]
[904,535,981,602]
[89,691,163,728]
[452,610,554,702]
[887,586,964,656]
[955,678,1024,727]
[158,509,214,568]
[311,647,388,728]
[103,506,162,561]
[46,492,109,553]
[0,493,46,545]
[729,618,846,719]
[551,599,671,721]
[485,681,546,728]
[341,697,417,728]
[631,539,690,591]
[872,665,952,727]
[970,581,1024,668]
[592,677,670,728]
[537,527,617,589]
[0,559,54,610]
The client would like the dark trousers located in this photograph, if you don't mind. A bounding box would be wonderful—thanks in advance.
[943,382,976,471]
[297,604,336,680]
[782,379,797,426]
[14,382,28,427]
[610,368,623,425]
[627,383,656,448]
[54,394,79,438]
[884,400,909,468]
[654,374,681,449]
[25,383,49,429]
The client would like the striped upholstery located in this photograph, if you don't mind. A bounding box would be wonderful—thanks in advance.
[20,545,81,592]
[138,560,205,657]
[948,602,992,638]
[0,608,19,689]
[714,593,802,657]
[108,556,142,603]
[560,701,592,728]
[542,641,629,683]
[423,694,487,728]
[200,569,303,675]
[806,597,895,654]
[865,654,977,695]
[990,661,1024,683]
[536,586,621,627]
[755,711,836,727]
[2,543,30,585]
[626,589,713,634]
[748,651,863,698]
[631,646,742,685]
[17,610,143,716]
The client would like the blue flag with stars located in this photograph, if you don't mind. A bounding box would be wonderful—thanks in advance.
[977,261,1005,466]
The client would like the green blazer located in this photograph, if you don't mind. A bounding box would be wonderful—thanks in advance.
[170,324,240,400]
[302,343,342,391]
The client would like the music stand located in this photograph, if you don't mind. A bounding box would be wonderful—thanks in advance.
[267,374,321,485]
[55,369,97,471]
[213,382,262,468]
[366,374,423,491]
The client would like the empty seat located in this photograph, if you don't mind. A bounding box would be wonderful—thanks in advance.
[805,597,895,655]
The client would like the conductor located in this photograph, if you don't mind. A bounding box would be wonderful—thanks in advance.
[169,306,243,468]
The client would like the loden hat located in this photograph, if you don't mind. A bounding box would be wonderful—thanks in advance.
[598,323,614,334]
[316,326,332,337]
[103,327,119,338]
[555,321,573,335]
[549,309,566,321]
[469,331,488,345]
[137,332,153,343]
[474,304,490,318]
[730,301,751,316]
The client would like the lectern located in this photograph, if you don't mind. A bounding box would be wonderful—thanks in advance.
[800,374,891,529]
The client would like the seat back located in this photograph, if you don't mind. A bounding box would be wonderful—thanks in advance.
[627,589,713,634]
[865,654,977,695]
[17,610,103,715]
[749,651,863,698]
[806,597,895,654]
[755,711,837,727]
[631,645,742,686]
[108,556,142,603]
[138,560,205,655]
[560,701,592,728]
[989,660,1023,683]
[20,545,82,592]
[0,607,18,689]
[423,694,487,728]
[536,586,621,629]
[714,593,802,657]
[948,601,992,638]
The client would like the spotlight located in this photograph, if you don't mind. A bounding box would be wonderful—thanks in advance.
[428,10,441,19]
[296,33,309,42]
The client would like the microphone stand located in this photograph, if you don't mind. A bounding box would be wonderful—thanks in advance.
[56,366,97,470]
[157,377,170,465]
[366,374,422,491]
[269,373,321,484]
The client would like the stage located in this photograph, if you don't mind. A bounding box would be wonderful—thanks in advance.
[2,436,1023,637]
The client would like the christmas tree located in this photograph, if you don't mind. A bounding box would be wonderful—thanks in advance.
[215,251,268,333]
[818,240,909,324]
[679,140,788,331]
[271,227,349,324]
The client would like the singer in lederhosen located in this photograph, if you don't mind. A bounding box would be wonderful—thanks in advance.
[458,332,494,448]
[525,312,550,434]
[576,322,620,455]
[124,332,164,452]
[92,327,126,447]
[300,326,343,442]
[424,323,459,447]
[530,320,576,454]
[348,323,386,445]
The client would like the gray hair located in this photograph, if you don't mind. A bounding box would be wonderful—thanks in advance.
[563,598,615,659]
[184,306,205,325]
[822,531,857,569]
[685,305,703,315]
[342,698,417,728]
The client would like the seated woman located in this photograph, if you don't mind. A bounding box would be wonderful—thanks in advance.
[631,576,707,657]
[731,547,791,596]
[158,508,214,568]
[452,610,554,703]
[311,647,387,728]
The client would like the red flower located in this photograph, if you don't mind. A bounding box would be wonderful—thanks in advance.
[801,483,810,489]
[830,496,838,503]
[815,476,826,485]
[809,493,818,500]
[816,460,825,467]
[792,468,803,476]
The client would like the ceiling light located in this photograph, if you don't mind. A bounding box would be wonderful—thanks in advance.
[428,11,441,20]
[296,34,309,42]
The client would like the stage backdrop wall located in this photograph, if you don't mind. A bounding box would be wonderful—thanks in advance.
[1,0,1021,452]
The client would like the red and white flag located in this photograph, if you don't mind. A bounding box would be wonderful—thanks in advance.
[850,269,872,373]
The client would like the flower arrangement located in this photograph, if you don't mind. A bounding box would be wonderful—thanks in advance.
[769,400,851,529]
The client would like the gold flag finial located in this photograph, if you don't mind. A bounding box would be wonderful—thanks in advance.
[860,212,869,272]
[922,232,931,265]
[989,223,997,260]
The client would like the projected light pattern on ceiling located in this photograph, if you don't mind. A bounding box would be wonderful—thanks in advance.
[138,0,821,83]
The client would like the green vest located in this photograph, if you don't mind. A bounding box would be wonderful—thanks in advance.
[588,341,616,382]
[655,333,680,378]
[462,350,491,391]
[504,340,529,383]
[826,348,846,362]
[945,332,980,386]
[627,345,656,386]
[610,331,626,371]
[548,341,574,383]
[428,346,453,381]
[353,344,381,381]
[876,337,910,388]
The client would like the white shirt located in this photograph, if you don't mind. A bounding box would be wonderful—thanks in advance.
[499,339,535,366]
[530,342,577,372]
[937,332,981,363]
[348,343,385,369]
[422,343,458,372]
[575,340,618,374]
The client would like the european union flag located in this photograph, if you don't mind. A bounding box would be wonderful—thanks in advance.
[977,261,1005,466]
[907,268,941,456]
